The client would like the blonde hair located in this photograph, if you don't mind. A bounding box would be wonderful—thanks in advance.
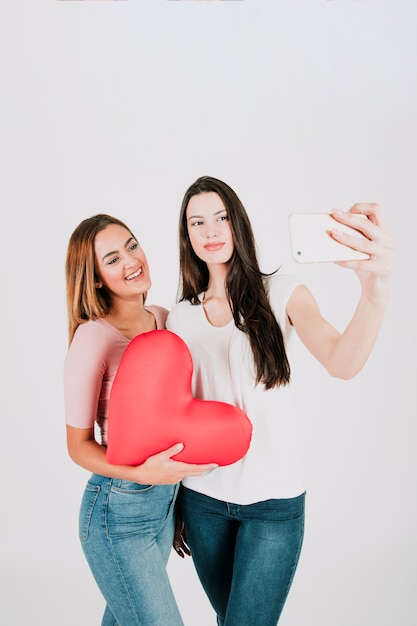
[65,214,135,344]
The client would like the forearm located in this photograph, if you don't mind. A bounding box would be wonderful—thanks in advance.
[66,425,218,485]
[67,435,140,481]
[325,294,388,379]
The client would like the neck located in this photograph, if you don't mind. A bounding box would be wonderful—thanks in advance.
[205,263,228,299]
[105,297,156,340]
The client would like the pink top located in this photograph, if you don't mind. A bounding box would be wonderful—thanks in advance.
[64,305,168,445]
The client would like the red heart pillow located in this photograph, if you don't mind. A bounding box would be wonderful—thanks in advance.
[106,329,252,466]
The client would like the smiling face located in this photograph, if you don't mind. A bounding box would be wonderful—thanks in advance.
[94,223,151,301]
[186,192,234,267]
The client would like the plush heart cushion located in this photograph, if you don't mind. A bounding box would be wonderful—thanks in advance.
[106,329,252,466]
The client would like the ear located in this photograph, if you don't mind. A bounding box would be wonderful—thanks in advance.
[95,280,103,288]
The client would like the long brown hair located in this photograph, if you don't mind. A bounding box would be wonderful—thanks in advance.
[65,214,137,345]
[178,176,291,389]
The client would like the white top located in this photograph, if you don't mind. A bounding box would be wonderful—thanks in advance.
[166,274,306,505]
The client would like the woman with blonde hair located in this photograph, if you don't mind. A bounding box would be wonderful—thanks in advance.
[64,213,216,626]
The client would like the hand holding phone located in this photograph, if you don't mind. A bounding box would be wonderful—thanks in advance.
[288,212,370,264]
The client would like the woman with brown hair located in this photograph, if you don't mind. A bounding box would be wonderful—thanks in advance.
[168,176,394,626]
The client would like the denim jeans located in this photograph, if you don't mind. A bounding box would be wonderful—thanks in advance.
[79,474,183,626]
[180,486,305,626]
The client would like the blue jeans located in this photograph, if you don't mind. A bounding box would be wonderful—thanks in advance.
[180,486,305,626]
[79,474,183,626]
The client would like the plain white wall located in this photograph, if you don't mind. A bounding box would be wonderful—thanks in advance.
[0,1,416,624]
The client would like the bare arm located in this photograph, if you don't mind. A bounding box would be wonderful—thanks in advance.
[66,425,217,485]
[287,203,395,379]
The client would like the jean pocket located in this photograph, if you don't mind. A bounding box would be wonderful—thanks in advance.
[252,492,306,522]
[107,483,177,536]
[110,480,155,495]
[79,483,100,542]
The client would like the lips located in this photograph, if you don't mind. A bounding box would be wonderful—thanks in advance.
[126,268,143,280]
[203,243,225,252]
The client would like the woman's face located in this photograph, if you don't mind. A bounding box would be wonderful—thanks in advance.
[186,192,234,266]
[94,223,151,300]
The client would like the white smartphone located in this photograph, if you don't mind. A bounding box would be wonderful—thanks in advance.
[288,213,370,264]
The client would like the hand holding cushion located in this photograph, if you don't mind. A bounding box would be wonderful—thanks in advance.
[106,330,252,466]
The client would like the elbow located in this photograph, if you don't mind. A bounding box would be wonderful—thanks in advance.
[325,361,362,380]
[328,370,356,381]
[66,440,80,465]
[66,425,94,466]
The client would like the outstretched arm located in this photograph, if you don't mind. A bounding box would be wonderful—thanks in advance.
[287,203,395,379]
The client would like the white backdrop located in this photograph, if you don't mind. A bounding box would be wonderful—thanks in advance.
[0,1,416,625]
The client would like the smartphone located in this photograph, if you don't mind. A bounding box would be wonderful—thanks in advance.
[288,213,370,264]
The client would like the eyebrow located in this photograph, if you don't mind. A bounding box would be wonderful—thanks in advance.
[187,209,227,221]
[101,237,135,262]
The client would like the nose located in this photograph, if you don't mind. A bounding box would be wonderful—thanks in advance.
[121,251,136,268]
[205,224,218,239]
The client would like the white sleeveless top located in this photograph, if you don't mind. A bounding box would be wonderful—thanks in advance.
[166,274,306,505]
